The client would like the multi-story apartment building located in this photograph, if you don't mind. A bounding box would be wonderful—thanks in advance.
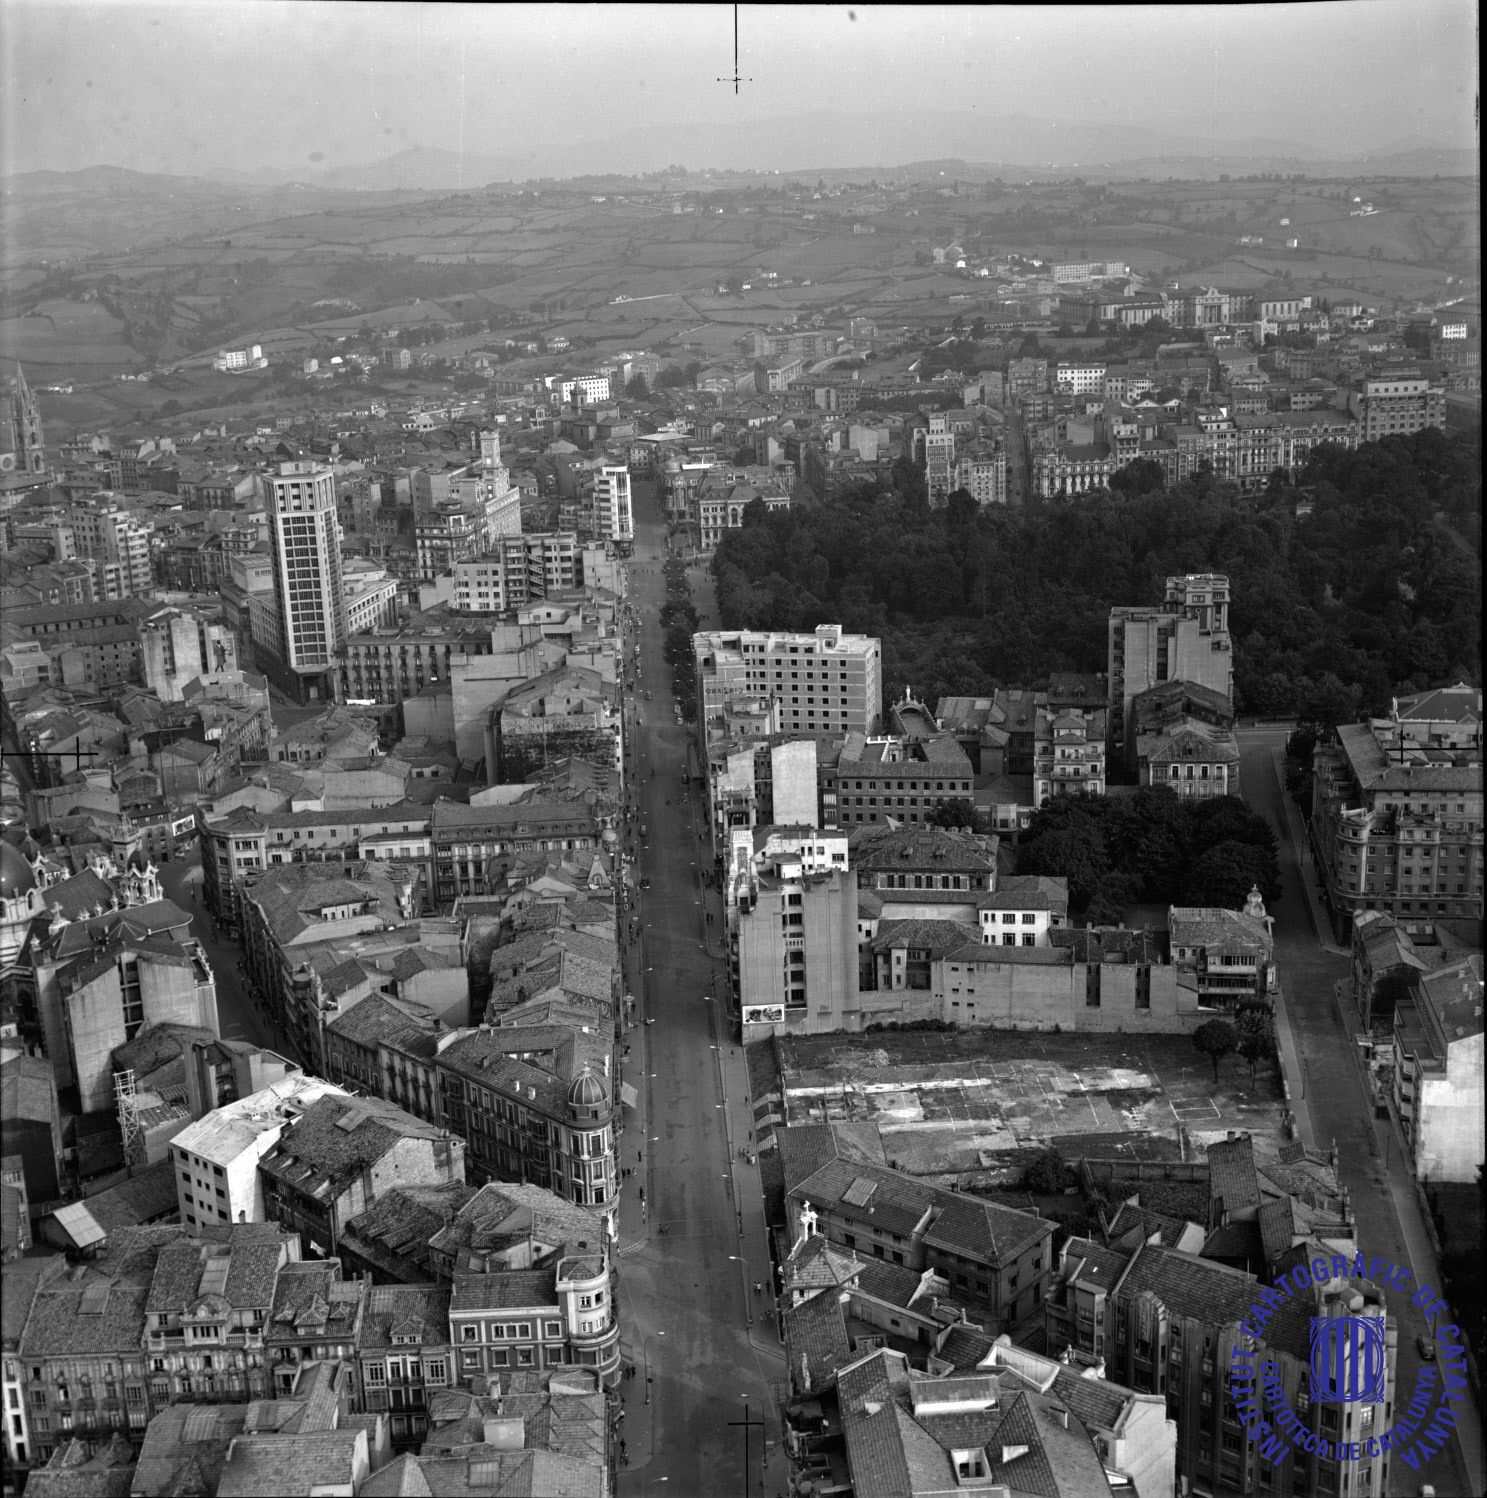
[430,800,604,905]
[949,438,1007,506]
[1046,1235,1394,1498]
[258,1092,466,1259]
[823,732,975,828]
[1349,369,1447,441]
[138,605,239,703]
[920,414,956,505]
[415,505,482,580]
[1007,357,1049,398]
[343,568,399,636]
[732,837,859,1034]
[1108,575,1233,763]
[265,462,345,703]
[452,533,581,613]
[1311,717,1483,939]
[695,625,883,739]
[198,804,435,929]
[1167,409,1359,490]
[786,1155,1054,1337]
[66,498,154,597]
[1054,360,1108,396]
[169,1075,349,1228]
[555,373,611,406]
[140,1227,301,1404]
[1032,704,1106,805]
[590,465,633,545]
[696,464,793,550]
[1033,441,1114,497]
[339,613,506,707]
[434,1026,619,1232]
[325,992,447,1127]
[441,1183,620,1387]
[12,1223,306,1470]
[354,1282,452,1449]
[1391,954,1485,1183]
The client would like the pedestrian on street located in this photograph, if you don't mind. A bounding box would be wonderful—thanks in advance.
[638,1186,644,1204]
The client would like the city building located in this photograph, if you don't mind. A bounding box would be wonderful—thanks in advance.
[1168,890,1276,1007]
[265,462,345,703]
[1311,718,1484,938]
[1046,1234,1393,1498]
[920,414,956,505]
[434,1024,618,1232]
[430,799,605,906]
[362,1371,609,1494]
[1390,953,1484,1183]
[786,1153,1054,1337]
[353,1283,452,1449]
[696,464,793,550]
[1349,369,1447,441]
[65,499,154,598]
[1108,575,1233,764]
[140,1226,302,1404]
[138,604,240,704]
[1032,704,1107,805]
[169,1075,348,1228]
[444,1192,619,1387]
[822,729,975,828]
[695,626,883,740]
[590,465,633,545]
[949,438,1008,507]
[258,1091,466,1259]
[452,533,581,613]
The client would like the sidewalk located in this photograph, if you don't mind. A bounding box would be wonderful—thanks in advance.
[1268,979,1317,1153]
[1268,747,1348,957]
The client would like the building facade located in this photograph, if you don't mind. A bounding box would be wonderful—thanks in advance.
[266,462,345,703]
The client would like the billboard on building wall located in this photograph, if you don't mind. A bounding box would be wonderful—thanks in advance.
[742,1004,785,1025]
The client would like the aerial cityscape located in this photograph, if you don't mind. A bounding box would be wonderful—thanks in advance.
[0,4,1481,1497]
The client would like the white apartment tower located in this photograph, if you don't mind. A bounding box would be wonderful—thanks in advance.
[593,465,634,544]
[67,497,154,597]
[267,462,345,702]
[694,625,883,737]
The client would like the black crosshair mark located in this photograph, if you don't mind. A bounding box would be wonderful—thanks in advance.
[717,3,751,93]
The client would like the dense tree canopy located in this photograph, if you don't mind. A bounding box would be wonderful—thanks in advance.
[1015,787,1281,919]
[711,428,1481,715]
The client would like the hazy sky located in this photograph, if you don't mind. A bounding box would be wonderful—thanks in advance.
[2,1,1478,177]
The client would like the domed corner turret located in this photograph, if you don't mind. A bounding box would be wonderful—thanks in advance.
[0,841,38,901]
[568,1066,609,1109]
[1242,884,1267,922]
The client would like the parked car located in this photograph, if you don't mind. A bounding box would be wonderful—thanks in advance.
[1417,1335,1435,1361]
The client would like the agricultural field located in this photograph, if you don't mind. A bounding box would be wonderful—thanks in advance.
[0,298,144,374]
[3,163,1477,417]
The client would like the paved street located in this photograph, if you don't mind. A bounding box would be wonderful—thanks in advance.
[1236,726,1483,1497]
[614,484,786,1495]
[157,851,277,1053]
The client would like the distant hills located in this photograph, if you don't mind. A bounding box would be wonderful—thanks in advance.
[6,109,1476,194]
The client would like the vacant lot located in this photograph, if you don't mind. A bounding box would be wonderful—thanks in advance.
[770,1026,1287,1178]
